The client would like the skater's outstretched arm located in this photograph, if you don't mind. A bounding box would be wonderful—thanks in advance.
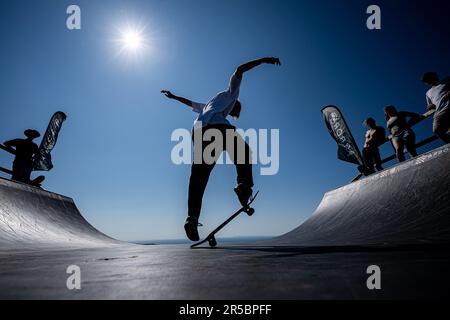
[3,139,19,149]
[161,90,195,108]
[235,57,281,79]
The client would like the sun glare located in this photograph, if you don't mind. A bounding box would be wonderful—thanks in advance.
[114,22,152,60]
[121,29,144,51]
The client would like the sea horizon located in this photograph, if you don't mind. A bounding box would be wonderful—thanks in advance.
[132,235,275,245]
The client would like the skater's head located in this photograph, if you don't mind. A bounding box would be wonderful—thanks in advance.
[421,72,439,86]
[363,117,376,129]
[24,129,40,140]
[383,105,398,119]
[229,100,242,119]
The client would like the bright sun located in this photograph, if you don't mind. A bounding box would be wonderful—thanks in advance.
[121,30,143,51]
[115,23,150,59]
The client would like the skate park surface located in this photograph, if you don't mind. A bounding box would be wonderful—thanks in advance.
[1,145,450,299]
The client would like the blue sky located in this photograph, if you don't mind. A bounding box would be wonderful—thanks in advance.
[0,0,449,241]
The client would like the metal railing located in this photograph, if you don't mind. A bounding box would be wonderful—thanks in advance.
[0,144,15,176]
[381,110,437,163]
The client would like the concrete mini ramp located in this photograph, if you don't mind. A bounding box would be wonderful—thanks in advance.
[270,144,450,247]
[1,145,449,252]
[0,177,119,249]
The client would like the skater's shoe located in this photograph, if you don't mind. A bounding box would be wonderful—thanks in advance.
[184,216,201,241]
[234,183,253,207]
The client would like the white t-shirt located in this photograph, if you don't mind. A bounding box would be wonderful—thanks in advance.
[426,77,450,115]
[191,72,241,129]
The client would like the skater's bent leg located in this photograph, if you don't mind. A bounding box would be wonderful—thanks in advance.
[188,163,215,219]
[231,137,254,206]
[231,134,253,188]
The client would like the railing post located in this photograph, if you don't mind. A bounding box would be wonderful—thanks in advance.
[0,167,13,175]
[0,144,15,178]
[0,144,16,155]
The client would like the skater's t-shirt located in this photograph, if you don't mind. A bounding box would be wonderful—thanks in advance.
[191,72,241,129]
[426,77,450,115]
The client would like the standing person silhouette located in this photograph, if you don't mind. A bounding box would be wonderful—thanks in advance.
[362,118,386,174]
[384,106,420,162]
[162,57,281,241]
[421,72,450,143]
[3,130,40,184]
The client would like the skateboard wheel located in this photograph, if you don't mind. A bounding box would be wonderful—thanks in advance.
[246,208,255,216]
[208,238,217,248]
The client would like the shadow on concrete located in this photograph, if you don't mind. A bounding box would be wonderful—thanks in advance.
[192,243,450,258]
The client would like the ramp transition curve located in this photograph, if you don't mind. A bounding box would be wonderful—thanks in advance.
[0,178,119,249]
[270,144,450,246]
[0,145,449,250]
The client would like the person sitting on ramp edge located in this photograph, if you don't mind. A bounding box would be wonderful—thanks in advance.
[161,57,281,241]
[362,117,386,174]
[421,72,450,144]
[384,105,420,163]
[3,129,40,184]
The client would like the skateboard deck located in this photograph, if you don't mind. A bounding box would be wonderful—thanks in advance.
[191,191,259,249]
[31,175,46,188]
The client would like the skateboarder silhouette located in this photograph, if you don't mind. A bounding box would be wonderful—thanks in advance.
[162,57,281,241]
[3,129,43,186]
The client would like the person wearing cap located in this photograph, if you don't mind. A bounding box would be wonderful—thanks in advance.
[362,117,386,174]
[421,72,450,143]
[3,129,40,183]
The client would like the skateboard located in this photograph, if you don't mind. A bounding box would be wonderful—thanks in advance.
[191,191,259,249]
[30,175,46,188]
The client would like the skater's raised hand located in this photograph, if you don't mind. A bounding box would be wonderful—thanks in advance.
[161,90,195,109]
[262,57,281,66]
[161,90,175,99]
[235,57,282,79]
